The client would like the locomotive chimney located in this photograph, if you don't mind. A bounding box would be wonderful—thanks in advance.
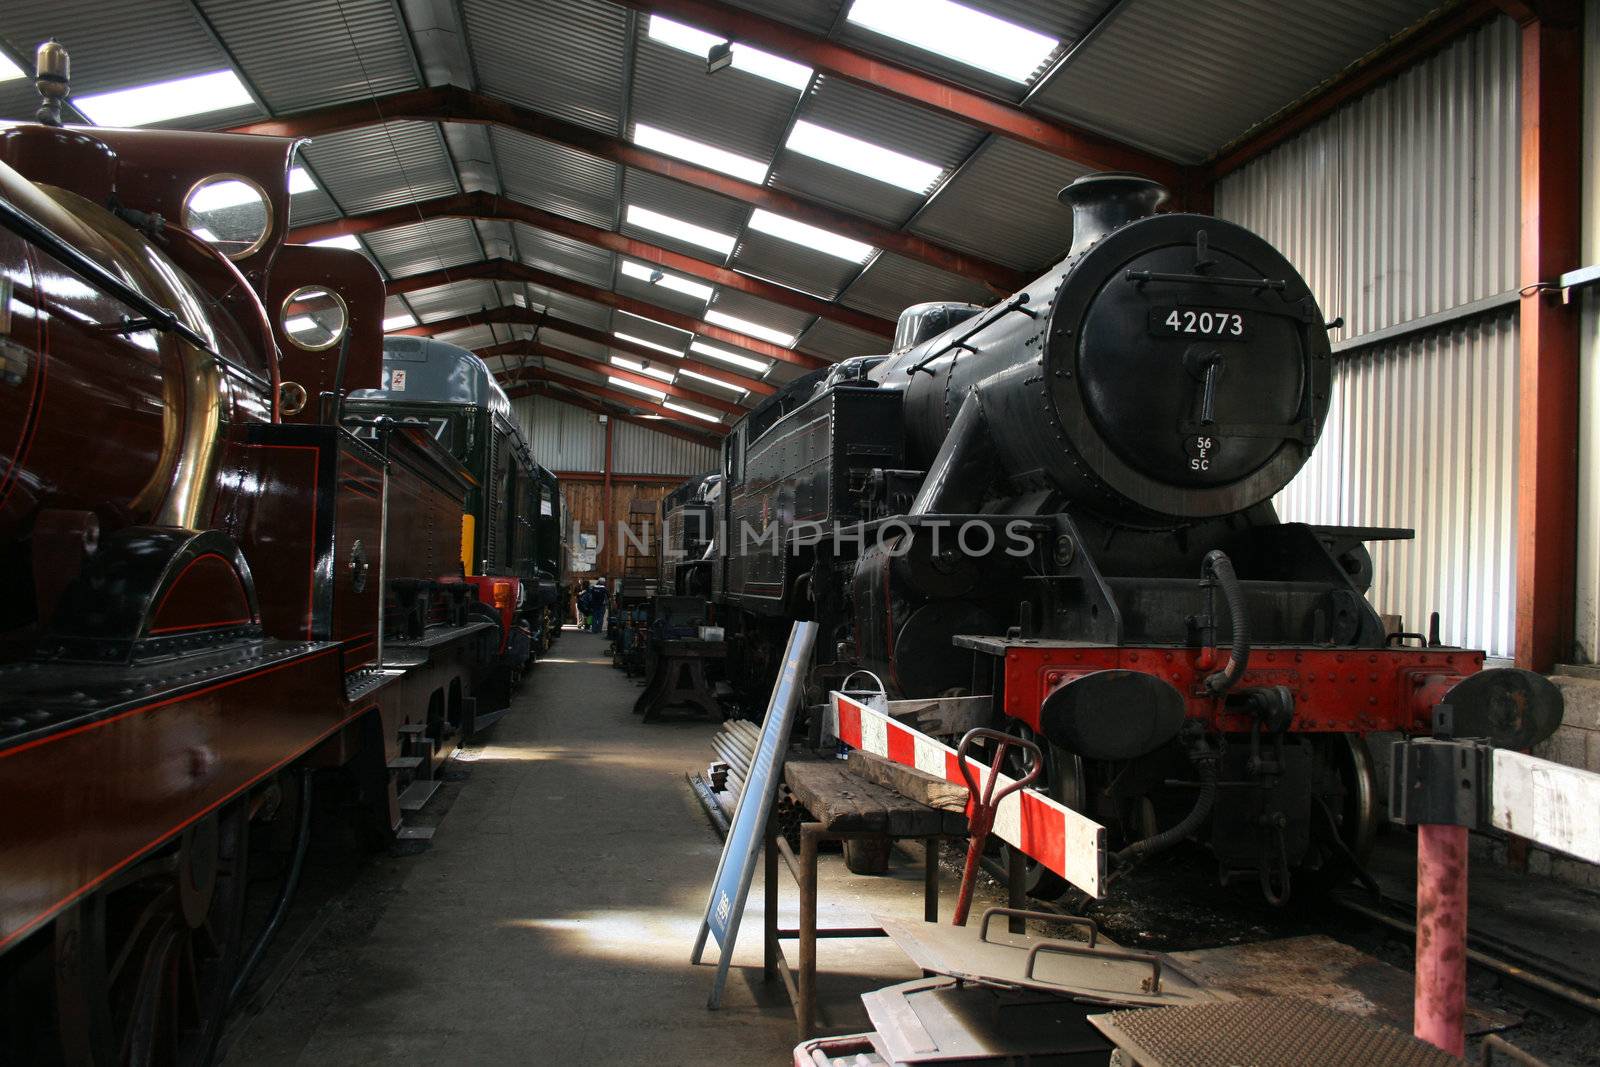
[34,40,70,127]
[1059,172,1169,259]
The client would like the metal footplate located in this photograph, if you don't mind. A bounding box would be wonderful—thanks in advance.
[1087,997,1468,1066]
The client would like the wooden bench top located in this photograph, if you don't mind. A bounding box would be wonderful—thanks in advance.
[783,757,967,836]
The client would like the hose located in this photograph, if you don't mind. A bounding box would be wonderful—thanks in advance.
[1202,549,1249,695]
[1112,747,1218,871]
[230,767,314,1006]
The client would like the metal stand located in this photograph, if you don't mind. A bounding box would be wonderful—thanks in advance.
[763,821,944,1039]
[633,638,726,721]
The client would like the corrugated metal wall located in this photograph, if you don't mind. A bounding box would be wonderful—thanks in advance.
[1574,0,1600,662]
[509,395,719,476]
[1216,15,1522,656]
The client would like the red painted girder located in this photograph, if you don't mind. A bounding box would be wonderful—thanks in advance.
[480,339,747,417]
[289,191,894,339]
[611,0,1185,189]
[1209,0,1502,181]
[230,86,1025,293]
[387,259,831,370]
[504,365,727,441]
[393,306,777,396]
[1515,1,1583,671]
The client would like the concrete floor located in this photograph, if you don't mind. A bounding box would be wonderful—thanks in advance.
[227,626,996,1065]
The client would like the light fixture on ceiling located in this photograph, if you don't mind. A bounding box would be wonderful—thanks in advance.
[706,41,734,74]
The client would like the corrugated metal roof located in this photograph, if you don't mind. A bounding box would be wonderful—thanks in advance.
[513,224,616,288]
[406,277,501,320]
[766,150,924,227]
[1027,0,1441,162]
[475,219,516,261]
[288,184,343,227]
[198,0,419,114]
[363,216,484,278]
[614,265,714,317]
[541,327,610,361]
[464,0,629,135]
[442,123,500,194]
[799,73,984,173]
[630,30,800,165]
[491,126,619,228]
[709,289,818,343]
[301,120,460,213]
[834,0,1103,104]
[797,317,890,362]
[730,229,861,301]
[620,167,749,260]
[0,0,263,127]
[840,252,993,321]
[711,0,844,36]
[522,286,613,330]
[907,137,1085,272]
[612,415,720,474]
[613,309,693,352]
[436,323,500,350]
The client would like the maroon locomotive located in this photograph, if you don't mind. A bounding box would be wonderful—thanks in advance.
[0,44,522,1063]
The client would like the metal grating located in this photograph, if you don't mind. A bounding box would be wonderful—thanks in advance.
[491,127,620,229]
[363,216,483,278]
[464,0,628,135]
[1276,311,1519,658]
[299,120,459,214]
[1028,0,1443,162]
[197,0,418,114]
[840,252,993,322]
[629,30,800,165]
[908,137,1086,273]
[730,229,861,301]
[798,318,890,363]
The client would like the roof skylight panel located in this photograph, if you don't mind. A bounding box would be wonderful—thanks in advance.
[610,356,676,382]
[647,15,813,91]
[665,400,722,423]
[626,205,737,256]
[785,121,943,193]
[704,309,797,347]
[609,376,668,400]
[679,368,748,395]
[619,260,715,302]
[845,0,1059,83]
[75,70,254,126]
[288,167,318,195]
[613,331,684,357]
[308,234,364,250]
[632,123,770,184]
[0,53,27,82]
[746,210,875,264]
[689,340,771,374]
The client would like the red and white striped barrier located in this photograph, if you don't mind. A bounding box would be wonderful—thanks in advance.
[829,692,1106,897]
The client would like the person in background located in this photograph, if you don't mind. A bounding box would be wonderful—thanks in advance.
[576,579,591,629]
[588,577,607,634]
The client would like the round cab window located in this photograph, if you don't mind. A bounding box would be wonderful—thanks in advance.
[280,287,348,351]
[183,175,271,260]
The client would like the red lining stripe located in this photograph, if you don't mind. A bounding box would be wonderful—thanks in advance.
[147,617,253,635]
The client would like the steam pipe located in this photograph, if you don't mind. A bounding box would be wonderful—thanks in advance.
[1202,550,1250,695]
[909,392,994,515]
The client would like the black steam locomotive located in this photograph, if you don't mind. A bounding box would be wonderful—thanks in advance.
[707,174,1558,901]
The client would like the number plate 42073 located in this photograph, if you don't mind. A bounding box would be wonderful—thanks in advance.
[1150,306,1249,340]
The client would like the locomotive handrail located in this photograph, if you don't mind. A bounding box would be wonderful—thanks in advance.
[0,193,211,349]
[1125,268,1287,292]
[905,292,1036,378]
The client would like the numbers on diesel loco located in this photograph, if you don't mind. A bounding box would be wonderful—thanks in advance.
[1151,307,1248,339]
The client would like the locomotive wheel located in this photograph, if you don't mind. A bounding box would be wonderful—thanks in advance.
[995,724,1082,900]
[53,804,248,1066]
[1296,734,1379,895]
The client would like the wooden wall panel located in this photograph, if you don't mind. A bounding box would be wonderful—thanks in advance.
[565,480,676,581]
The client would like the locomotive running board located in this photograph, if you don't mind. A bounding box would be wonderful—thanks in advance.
[827,692,1107,897]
